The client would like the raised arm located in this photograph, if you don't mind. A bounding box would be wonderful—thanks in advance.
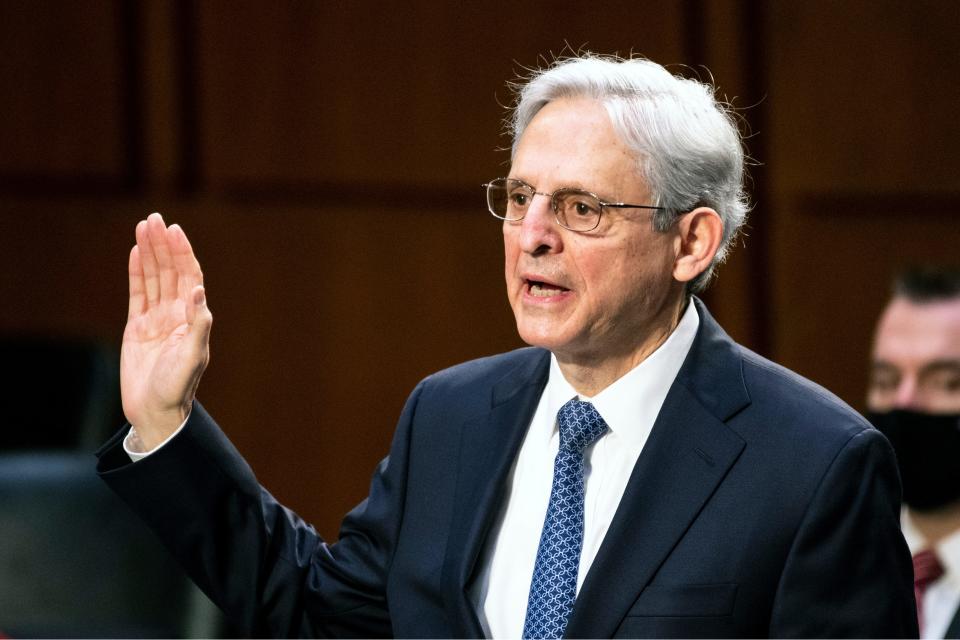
[102,212,402,637]
[121,212,212,449]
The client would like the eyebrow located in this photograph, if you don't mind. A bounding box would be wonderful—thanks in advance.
[555,181,620,201]
[918,359,960,376]
[506,176,614,196]
[869,359,960,380]
[870,361,899,374]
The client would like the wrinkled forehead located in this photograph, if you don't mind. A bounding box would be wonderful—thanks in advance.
[511,97,647,195]
[872,297,960,364]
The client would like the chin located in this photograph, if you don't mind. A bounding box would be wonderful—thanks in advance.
[514,320,571,353]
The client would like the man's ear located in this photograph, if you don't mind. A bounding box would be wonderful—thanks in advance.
[672,207,724,284]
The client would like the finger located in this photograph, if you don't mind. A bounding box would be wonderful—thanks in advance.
[136,218,161,305]
[147,212,178,302]
[128,245,146,319]
[168,223,204,296]
[128,245,147,320]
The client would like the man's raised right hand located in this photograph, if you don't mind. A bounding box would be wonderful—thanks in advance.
[120,212,212,450]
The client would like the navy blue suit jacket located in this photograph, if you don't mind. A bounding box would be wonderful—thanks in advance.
[97,299,917,637]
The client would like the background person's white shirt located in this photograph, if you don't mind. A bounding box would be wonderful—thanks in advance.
[903,510,960,639]
[470,303,699,638]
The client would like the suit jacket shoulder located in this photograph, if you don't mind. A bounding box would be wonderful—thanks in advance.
[417,347,548,404]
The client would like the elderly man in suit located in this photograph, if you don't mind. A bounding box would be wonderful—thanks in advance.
[97,55,917,637]
[868,267,960,639]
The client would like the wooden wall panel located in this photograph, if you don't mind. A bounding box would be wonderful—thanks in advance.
[0,200,133,336]
[0,1,130,187]
[764,0,960,409]
[186,203,524,534]
[196,1,688,192]
[0,198,520,536]
[767,1,960,195]
[8,0,956,540]
[695,0,768,351]
[0,1,698,539]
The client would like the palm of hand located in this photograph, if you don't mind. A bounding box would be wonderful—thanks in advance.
[121,298,194,426]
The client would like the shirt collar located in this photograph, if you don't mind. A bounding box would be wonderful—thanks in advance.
[544,301,700,447]
[902,509,960,577]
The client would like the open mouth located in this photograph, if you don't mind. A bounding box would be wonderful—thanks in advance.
[527,279,570,298]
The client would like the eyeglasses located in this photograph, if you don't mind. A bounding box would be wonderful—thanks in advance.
[482,177,667,232]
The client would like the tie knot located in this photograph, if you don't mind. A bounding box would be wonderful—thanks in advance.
[557,398,608,453]
[913,549,945,588]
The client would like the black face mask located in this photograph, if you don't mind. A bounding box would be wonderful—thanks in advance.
[868,410,960,511]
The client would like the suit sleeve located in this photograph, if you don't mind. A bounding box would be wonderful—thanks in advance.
[96,380,426,638]
[769,426,918,638]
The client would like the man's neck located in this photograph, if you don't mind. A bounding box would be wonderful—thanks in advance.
[909,500,960,548]
[556,297,688,397]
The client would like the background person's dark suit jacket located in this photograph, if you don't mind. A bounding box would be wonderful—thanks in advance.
[97,299,918,637]
[948,609,960,638]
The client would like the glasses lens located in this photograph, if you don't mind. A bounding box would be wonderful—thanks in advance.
[554,189,602,231]
[486,179,530,220]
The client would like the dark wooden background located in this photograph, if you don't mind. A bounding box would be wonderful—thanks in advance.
[1,0,958,540]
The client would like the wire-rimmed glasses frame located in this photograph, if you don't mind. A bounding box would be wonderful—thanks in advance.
[483,177,667,232]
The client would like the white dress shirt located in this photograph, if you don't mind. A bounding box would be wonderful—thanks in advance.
[469,302,700,638]
[902,510,960,639]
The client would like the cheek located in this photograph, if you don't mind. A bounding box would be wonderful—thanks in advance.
[588,247,670,310]
[502,223,520,252]
[502,229,521,288]
[928,387,960,413]
[865,380,894,410]
[575,237,647,288]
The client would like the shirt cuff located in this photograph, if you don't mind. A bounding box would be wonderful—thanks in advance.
[123,413,190,462]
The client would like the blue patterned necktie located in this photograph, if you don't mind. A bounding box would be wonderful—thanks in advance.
[522,398,609,639]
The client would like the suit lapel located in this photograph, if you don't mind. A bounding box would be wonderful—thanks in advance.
[566,299,750,638]
[565,385,745,637]
[442,349,550,638]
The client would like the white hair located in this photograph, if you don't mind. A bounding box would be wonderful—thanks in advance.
[509,54,751,293]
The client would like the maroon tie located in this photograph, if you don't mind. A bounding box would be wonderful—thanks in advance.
[913,548,945,635]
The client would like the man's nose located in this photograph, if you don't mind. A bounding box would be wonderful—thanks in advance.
[892,377,922,410]
[519,195,562,255]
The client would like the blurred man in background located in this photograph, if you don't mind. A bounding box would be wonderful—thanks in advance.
[868,266,960,639]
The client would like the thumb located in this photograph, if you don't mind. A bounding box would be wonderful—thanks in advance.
[186,285,213,352]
